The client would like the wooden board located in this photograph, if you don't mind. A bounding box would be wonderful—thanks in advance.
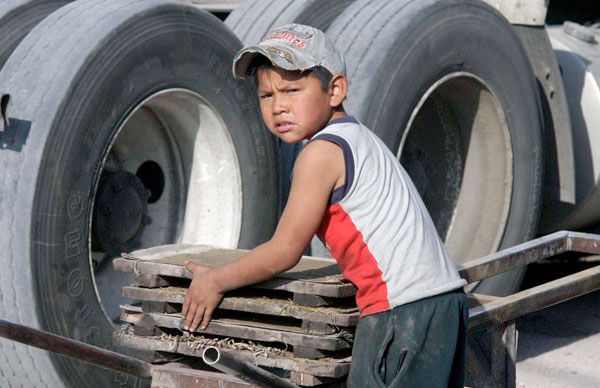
[113,332,351,379]
[121,306,353,351]
[120,244,344,283]
[113,244,356,297]
[290,372,340,386]
[130,272,356,298]
[151,364,258,388]
[123,286,359,327]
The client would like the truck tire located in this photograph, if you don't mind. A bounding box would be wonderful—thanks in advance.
[225,0,355,46]
[0,0,70,68]
[328,0,544,295]
[0,0,277,387]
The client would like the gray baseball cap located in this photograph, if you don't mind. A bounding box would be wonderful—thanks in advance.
[232,23,346,79]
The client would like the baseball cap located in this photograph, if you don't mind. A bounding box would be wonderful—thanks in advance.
[232,23,346,79]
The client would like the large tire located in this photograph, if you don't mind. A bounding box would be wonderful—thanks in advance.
[0,0,71,68]
[328,0,544,294]
[225,0,355,46]
[0,0,277,387]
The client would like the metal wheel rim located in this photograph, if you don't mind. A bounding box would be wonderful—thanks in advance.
[400,72,513,264]
[89,88,242,323]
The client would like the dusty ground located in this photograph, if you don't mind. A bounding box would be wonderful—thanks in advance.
[515,259,600,388]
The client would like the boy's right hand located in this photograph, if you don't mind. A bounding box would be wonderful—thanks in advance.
[181,261,224,332]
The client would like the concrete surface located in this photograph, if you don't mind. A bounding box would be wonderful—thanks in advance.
[515,261,600,388]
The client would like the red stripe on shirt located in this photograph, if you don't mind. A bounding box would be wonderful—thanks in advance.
[317,203,390,316]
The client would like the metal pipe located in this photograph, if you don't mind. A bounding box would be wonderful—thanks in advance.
[0,319,152,379]
[202,346,299,388]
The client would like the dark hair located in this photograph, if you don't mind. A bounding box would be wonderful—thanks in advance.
[247,55,333,91]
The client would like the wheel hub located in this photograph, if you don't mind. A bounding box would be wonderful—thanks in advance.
[93,170,150,257]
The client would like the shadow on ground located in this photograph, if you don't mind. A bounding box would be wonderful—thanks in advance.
[516,256,600,361]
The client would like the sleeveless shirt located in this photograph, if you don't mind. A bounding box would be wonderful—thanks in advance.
[311,117,467,317]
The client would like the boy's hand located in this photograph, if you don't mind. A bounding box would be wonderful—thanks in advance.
[181,261,224,332]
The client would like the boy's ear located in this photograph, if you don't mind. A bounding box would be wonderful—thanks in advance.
[329,74,348,108]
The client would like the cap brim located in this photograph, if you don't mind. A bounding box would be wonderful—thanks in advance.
[232,45,316,79]
[232,48,266,79]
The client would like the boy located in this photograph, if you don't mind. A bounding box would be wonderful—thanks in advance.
[182,23,468,387]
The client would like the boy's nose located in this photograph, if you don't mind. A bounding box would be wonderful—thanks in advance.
[272,94,289,115]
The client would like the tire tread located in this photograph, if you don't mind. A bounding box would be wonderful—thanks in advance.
[0,1,261,387]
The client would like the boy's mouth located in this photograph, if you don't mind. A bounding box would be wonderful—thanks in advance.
[275,121,294,133]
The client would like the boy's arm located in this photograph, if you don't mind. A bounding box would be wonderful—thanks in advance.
[181,140,344,332]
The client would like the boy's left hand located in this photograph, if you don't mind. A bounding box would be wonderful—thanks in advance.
[181,261,224,332]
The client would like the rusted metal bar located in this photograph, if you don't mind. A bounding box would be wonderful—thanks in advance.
[469,265,600,329]
[466,334,500,388]
[458,231,570,283]
[502,322,517,388]
[458,231,600,283]
[466,322,518,388]
[468,293,500,308]
[202,346,299,388]
[568,231,600,254]
[0,319,152,379]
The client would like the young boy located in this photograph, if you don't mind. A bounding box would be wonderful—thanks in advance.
[182,23,468,387]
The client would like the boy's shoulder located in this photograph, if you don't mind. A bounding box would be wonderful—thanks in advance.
[292,138,345,193]
[310,117,382,156]
[311,116,363,140]
[300,136,344,165]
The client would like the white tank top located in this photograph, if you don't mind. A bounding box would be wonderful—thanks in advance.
[311,117,466,316]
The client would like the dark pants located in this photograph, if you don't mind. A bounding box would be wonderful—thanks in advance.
[347,289,468,388]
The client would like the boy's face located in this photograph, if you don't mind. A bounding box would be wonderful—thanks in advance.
[256,66,335,143]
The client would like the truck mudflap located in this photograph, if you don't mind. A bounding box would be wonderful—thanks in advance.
[0,93,8,132]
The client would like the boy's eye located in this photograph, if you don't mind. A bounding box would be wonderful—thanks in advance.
[259,93,272,100]
[287,88,299,93]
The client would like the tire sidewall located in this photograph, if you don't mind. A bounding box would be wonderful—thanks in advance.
[360,3,542,250]
[335,0,543,293]
[0,0,71,68]
[2,5,275,387]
